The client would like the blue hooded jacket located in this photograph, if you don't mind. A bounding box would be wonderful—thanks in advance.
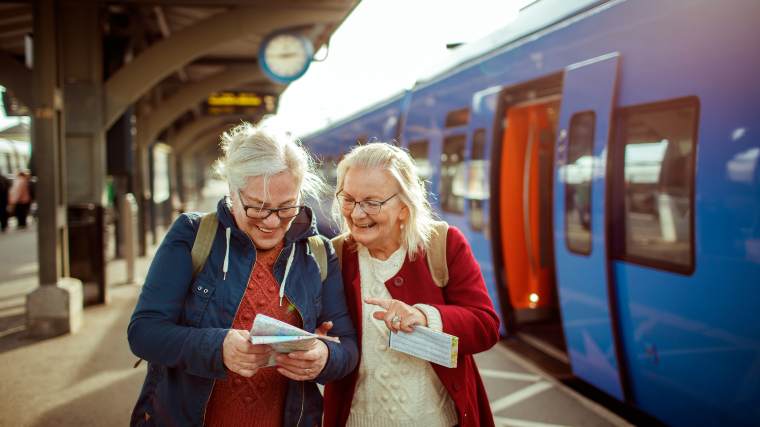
[128,198,358,426]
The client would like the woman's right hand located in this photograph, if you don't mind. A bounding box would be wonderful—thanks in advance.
[222,329,272,377]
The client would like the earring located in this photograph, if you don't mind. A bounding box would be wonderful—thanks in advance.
[400,222,405,230]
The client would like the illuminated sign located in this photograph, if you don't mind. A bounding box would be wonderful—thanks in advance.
[204,91,277,116]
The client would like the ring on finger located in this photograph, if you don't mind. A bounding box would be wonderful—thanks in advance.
[390,314,401,325]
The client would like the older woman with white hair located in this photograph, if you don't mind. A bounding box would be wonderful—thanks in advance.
[128,122,358,427]
[322,143,500,427]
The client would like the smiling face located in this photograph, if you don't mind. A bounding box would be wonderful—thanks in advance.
[232,172,300,250]
[340,166,409,259]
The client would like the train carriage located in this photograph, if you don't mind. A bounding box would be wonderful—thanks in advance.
[302,1,760,425]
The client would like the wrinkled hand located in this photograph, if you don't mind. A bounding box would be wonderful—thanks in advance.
[275,339,329,381]
[365,297,427,333]
[222,329,272,378]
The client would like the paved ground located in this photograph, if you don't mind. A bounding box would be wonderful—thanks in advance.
[0,191,631,426]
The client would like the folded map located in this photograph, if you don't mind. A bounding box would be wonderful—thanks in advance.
[389,325,459,368]
[249,314,340,366]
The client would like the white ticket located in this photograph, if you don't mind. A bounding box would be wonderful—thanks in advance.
[389,325,459,368]
[249,314,339,366]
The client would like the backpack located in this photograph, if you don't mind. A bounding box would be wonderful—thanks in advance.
[330,221,449,287]
[191,212,328,282]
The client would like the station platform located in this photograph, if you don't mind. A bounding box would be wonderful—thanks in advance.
[0,199,630,427]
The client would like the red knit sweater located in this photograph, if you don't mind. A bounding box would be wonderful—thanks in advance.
[204,242,301,427]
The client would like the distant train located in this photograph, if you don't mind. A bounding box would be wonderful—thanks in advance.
[302,0,760,425]
[0,138,30,177]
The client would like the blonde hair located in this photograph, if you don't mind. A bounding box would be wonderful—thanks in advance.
[332,143,434,259]
[214,122,325,201]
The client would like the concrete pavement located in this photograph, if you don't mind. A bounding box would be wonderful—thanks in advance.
[0,198,630,426]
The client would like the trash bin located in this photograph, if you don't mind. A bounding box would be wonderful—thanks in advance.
[67,203,107,306]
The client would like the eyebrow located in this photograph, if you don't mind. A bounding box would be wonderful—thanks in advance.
[340,192,385,201]
[240,194,297,207]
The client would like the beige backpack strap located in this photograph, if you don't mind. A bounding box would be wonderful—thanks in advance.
[331,233,348,270]
[308,235,328,283]
[191,212,218,279]
[426,221,449,287]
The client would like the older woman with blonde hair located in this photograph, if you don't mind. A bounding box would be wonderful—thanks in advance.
[322,142,500,427]
[128,122,357,426]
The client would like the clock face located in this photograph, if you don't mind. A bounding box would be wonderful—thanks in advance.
[260,33,313,83]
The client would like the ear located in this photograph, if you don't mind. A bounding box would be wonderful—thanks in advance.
[398,204,410,222]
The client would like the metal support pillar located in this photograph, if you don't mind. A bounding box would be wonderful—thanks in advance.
[60,0,108,305]
[27,0,84,338]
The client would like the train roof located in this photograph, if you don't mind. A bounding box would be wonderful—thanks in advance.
[414,0,615,88]
[299,89,408,141]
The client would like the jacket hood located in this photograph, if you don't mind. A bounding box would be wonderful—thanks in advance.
[214,196,319,245]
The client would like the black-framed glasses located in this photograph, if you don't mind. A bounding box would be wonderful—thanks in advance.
[336,192,398,215]
[238,190,304,220]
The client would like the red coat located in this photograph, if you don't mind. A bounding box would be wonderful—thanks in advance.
[323,226,500,427]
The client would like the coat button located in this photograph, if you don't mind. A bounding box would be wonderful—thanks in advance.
[453,383,462,391]
[393,276,404,287]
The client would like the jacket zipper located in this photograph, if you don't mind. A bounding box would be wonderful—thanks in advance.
[202,235,255,425]
[277,241,307,427]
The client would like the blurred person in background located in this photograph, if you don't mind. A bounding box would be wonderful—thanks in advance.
[323,143,500,427]
[0,172,10,232]
[8,170,31,229]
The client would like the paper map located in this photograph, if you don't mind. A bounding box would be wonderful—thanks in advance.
[249,314,340,365]
[389,325,459,368]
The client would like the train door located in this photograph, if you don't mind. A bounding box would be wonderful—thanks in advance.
[553,53,625,400]
[496,76,566,360]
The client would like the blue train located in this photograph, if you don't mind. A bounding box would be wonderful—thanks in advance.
[301,0,760,425]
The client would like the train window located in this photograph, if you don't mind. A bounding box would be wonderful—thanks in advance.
[445,108,470,128]
[441,134,466,214]
[615,97,698,273]
[408,139,432,181]
[468,128,489,231]
[564,111,595,255]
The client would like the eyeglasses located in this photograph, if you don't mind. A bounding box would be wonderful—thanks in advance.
[238,190,304,220]
[336,192,398,215]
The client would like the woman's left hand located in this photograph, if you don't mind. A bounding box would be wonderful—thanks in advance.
[275,339,329,381]
[365,297,427,333]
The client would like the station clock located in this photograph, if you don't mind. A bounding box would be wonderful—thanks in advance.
[258,31,314,84]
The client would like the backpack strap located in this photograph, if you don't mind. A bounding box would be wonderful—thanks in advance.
[426,221,449,287]
[191,212,218,279]
[307,235,328,283]
[331,233,348,269]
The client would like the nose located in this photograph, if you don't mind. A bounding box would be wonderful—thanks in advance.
[349,203,367,220]
[261,212,282,227]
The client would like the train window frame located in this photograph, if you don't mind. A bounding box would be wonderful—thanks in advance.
[468,128,488,232]
[611,96,699,275]
[407,139,432,182]
[445,108,470,128]
[564,111,596,256]
[440,133,467,214]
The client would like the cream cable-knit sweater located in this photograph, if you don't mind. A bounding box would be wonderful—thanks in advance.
[346,246,458,427]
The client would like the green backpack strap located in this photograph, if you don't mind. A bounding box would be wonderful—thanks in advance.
[308,235,328,283]
[330,233,348,270]
[426,221,449,287]
[191,212,218,279]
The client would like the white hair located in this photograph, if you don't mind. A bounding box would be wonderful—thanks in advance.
[214,122,325,201]
[332,142,435,260]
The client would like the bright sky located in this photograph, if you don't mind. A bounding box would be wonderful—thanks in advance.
[267,0,522,137]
